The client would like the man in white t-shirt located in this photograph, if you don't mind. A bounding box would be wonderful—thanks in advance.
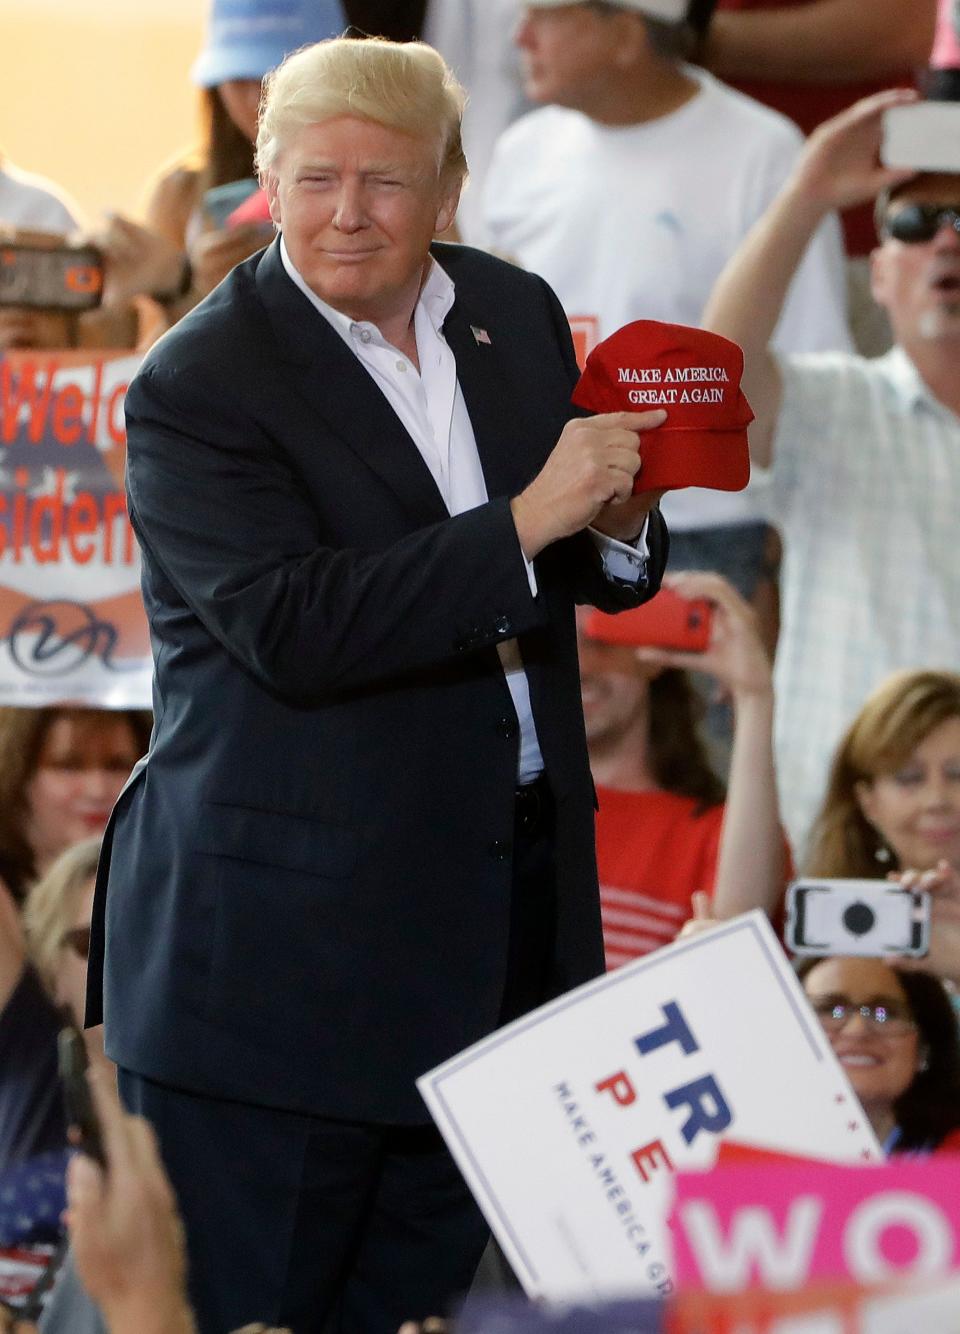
[422,0,531,244]
[483,0,851,627]
[703,90,960,855]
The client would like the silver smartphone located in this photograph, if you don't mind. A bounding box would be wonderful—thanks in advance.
[785,878,930,958]
[881,102,960,173]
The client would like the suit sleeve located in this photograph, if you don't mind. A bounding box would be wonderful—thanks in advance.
[124,362,550,703]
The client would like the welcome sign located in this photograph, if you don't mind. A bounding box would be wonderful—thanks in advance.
[0,348,151,706]
[419,914,880,1303]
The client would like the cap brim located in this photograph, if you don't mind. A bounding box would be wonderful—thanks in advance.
[191,43,289,87]
[632,428,751,493]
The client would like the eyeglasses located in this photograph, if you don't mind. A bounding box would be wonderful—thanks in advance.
[60,925,91,960]
[810,997,916,1036]
[882,203,960,244]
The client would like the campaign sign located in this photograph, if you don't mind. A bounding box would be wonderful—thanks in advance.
[418,913,880,1304]
[672,1157,960,1293]
[0,349,151,706]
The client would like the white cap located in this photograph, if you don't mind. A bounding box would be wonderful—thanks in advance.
[523,0,688,21]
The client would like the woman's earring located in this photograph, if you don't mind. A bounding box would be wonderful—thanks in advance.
[870,825,893,864]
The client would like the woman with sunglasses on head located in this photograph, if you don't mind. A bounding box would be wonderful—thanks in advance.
[798,954,960,1154]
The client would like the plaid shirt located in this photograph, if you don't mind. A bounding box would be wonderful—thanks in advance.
[757,347,960,857]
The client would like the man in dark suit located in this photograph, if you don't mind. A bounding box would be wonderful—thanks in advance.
[87,35,668,1334]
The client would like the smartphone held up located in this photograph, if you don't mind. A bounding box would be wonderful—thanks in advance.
[786,879,931,959]
[58,1025,107,1168]
[0,242,103,312]
[584,585,713,654]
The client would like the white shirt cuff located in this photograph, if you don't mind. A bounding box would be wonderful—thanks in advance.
[588,516,651,584]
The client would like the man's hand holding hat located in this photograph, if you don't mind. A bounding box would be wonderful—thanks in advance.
[510,409,667,558]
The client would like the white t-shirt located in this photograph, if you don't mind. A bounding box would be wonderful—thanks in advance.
[422,0,531,246]
[483,68,852,529]
[758,347,960,856]
[0,160,82,235]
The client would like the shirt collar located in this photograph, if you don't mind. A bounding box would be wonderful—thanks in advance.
[880,344,950,415]
[278,236,455,351]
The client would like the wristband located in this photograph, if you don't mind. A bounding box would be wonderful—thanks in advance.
[150,254,192,305]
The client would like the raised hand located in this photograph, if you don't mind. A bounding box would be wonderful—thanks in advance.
[790,87,919,214]
[633,570,772,702]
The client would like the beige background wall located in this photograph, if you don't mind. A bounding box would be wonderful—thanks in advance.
[1,0,205,225]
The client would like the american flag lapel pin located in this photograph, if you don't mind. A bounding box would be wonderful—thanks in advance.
[471,325,492,346]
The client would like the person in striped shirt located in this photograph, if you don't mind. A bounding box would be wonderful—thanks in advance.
[581,571,786,967]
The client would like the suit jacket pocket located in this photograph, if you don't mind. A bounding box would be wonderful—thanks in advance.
[193,802,359,880]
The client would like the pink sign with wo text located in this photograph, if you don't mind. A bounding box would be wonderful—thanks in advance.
[671,1157,960,1292]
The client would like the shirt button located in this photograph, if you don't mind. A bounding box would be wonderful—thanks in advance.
[488,839,512,862]
[496,716,518,740]
[359,329,372,344]
[494,615,512,635]
[396,360,407,373]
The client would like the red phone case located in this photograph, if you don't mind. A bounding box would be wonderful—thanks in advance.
[584,587,713,652]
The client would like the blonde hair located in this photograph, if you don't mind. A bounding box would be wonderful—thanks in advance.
[806,670,960,877]
[22,835,102,999]
[256,36,468,182]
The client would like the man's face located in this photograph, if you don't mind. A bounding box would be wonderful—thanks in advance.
[515,4,625,110]
[265,115,461,328]
[871,174,960,348]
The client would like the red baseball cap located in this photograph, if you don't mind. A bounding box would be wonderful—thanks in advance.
[571,320,754,493]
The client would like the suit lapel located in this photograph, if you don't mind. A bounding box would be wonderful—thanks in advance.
[253,240,538,521]
[254,241,449,525]
[443,295,535,503]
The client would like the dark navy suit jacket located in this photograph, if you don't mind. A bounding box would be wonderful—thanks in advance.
[87,239,667,1123]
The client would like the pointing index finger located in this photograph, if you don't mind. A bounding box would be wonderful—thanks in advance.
[585,409,668,433]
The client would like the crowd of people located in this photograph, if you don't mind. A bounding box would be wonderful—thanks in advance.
[4,0,960,1329]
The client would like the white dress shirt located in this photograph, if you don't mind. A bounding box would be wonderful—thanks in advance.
[280,239,648,783]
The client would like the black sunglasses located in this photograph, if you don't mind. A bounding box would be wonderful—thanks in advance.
[883,203,960,244]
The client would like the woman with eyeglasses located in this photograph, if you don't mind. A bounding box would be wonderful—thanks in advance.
[798,955,960,1154]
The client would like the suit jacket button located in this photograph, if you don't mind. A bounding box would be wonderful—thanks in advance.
[488,839,511,861]
[494,615,511,635]
[497,716,518,739]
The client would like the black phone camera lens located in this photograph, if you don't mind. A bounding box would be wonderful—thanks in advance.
[843,901,875,937]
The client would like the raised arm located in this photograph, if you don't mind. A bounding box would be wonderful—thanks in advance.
[702,87,917,467]
[636,571,784,922]
[703,0,936,86]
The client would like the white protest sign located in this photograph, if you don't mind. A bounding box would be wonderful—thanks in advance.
[0,348,151,705]
[418,912,881,1304]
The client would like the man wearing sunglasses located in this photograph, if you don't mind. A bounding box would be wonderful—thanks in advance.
[703,87,960,859]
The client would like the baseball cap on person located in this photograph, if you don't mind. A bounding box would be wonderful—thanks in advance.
[524,0,689,20]
[571,320,753,493]
[191,0,346,88]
